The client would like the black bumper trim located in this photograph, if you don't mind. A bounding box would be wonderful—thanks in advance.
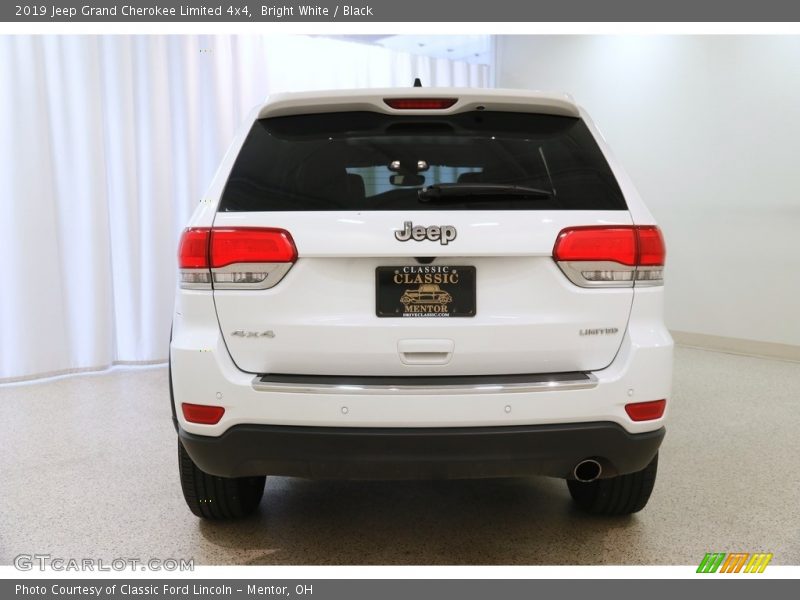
[178,422,665,481]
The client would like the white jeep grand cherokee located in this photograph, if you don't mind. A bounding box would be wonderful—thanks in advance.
[170,87,673,519]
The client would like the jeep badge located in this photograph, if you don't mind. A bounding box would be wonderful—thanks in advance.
[394,221,457,245]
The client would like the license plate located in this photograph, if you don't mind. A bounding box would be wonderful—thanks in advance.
[375,266,476,318]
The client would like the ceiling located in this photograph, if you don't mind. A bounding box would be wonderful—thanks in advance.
[319,35,493,65]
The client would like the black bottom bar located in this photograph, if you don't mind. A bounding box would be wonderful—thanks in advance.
[179,422,665,480]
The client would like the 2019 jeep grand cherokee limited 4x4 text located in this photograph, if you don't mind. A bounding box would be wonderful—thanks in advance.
[170,87,672,519]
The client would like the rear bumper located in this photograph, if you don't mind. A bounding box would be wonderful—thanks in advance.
[178,421,665,480]
[170,287,673,439]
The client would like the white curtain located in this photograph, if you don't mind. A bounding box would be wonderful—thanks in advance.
[0,35,490,383]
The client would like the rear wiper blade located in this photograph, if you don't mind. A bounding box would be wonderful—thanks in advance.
[417,183,552,203]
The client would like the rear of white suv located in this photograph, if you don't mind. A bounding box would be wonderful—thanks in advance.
[170,87,673,519]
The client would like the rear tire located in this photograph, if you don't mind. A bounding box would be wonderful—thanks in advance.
[178,440,265,519]
[567,453,658,515]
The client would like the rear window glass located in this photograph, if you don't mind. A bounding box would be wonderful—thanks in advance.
[218,111,626,212]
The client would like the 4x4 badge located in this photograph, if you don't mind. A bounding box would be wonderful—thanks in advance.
[231,330,275,338]
[394,221,457,245]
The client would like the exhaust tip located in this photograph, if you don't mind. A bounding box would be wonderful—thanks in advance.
[573,459,602,482]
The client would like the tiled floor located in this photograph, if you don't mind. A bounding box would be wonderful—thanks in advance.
[1,347,798,565]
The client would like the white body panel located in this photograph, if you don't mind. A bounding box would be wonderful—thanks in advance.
[212,210,633,375]
[171,287,672,435]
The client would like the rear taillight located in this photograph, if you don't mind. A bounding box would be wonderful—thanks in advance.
[177,227,297,290]
[383,98,458,110]
[552,225,665,288]
[178,227,212,288]
[210,228,297,267]
[636,226,666,266]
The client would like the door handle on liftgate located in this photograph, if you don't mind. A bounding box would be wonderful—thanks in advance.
[397,339,454,365]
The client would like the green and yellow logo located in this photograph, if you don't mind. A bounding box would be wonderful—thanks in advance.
[697,552,773,573]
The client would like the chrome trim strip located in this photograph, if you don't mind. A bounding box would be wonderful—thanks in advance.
[557,261,664,288]
[179,268,212,290]
[251,373,599,395]
[557,260,635,288]
[634,266,665,288]
[212,262,292,290]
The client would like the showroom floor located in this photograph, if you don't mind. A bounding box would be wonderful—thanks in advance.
[1,346,798,566]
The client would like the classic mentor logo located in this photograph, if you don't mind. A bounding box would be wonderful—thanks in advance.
[696,552,773,573]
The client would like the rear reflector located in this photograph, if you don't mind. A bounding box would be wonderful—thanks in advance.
[181,403,225,425]
[210,228,297,268]
[384,98,458,110]
[625,399,666,422]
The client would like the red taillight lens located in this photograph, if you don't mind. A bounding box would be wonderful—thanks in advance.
[384,98,458,110]
[181,403,225,425]
[553,226,638,266]
[625,399,666,422]
[209,228,297,268]
[636,226,666,266]
[178,228,211,268]
[552,225,665,267]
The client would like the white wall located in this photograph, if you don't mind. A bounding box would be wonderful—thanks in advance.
[497,35,800,347]
[0,35,489,382]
